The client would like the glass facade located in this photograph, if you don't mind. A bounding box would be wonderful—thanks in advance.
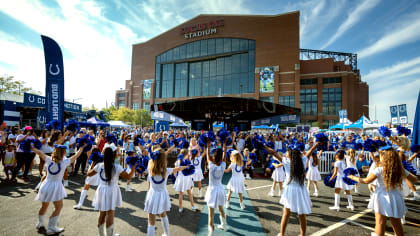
[300,78,317,85]
[155,38,255,98]
[322,87,342,115]
[118,93,126,97]
[142,102,150,111]
[260,96,274,103]
[300,89,317,115]
[132,103,139,110]
[323,77,342,84]
[279,96,295,107]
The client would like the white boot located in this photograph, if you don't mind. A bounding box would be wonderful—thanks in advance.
[245,173,251,180]
[74,189,87,209]
[354,185,359,194]
[98,224,105,236]
[329,193,340,211]
[147,225,155,236]
[268,188,274,197]
[46,216,64,235]
[106,225,119,236]
[240,201,245,210]
[161,216,169,236]
[217,215,228,231]
[208,225,214,236]
[36,214,45,229]
[346,194,355,211]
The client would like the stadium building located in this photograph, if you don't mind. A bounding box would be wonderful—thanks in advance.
[116,11,368,129]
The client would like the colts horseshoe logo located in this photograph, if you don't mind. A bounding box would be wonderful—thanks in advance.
[49,64,60,76]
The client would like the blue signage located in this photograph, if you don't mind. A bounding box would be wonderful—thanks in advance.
[251,114,300,126]
[41,35,65,130]
[390,105,398,124]
[154,120,169,132]
[398,104,408,124]
[23,93,45,108]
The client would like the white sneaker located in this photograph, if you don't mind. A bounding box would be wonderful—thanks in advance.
[225,201,230,209]
[245,174,251,180]
[313,191,319,197]
[28,171,33,176]
[126,185,133,192]
[329,206,340,211]
[217,216,228,231]
[240,202,245,210]
[411,192,420,200]
[401,215,406,225]
[18,171,23,176]
[192,206,198,211]
[346,205,355,211]
[179,208,183,213]
[73,204,81,210]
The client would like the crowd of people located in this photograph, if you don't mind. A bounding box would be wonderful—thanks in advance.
[0,122,419,236]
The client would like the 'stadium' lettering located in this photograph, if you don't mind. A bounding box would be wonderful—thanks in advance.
[182,19,224,39]
[185,28,217,39]
[51,84,59,120]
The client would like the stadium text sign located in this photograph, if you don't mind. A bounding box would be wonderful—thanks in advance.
[182,19,224,39]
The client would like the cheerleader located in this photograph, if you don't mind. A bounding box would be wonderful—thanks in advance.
[205,140,228,235]
[144,148,188,236]
[190,149,205,197]
[32,144,85,235]
[345,149,362,194]
[269,151,285,197]
[125,150,137,192]
[366,152,379,201]
[87,146,136,236]
[174,149,197,213]
[348,146,418,236]
[329,150,355,211]
[73,148,101,210]
[306,144,321,196]
[225,150,246,209]
[266,145,311,236]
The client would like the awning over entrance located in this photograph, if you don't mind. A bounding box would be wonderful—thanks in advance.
[152,97,300,130]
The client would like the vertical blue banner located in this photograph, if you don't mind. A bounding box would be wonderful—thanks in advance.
[398,104,408,124]
[390,105,398,124]
[41,35,64,130]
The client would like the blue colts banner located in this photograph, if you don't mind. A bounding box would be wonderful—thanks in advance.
[398,104,408,124]
[41,35,64,130]
[390,105,398,125]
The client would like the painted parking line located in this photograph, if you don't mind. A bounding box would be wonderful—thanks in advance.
[407,207,420,213]
[310,208,372,236]
[348,220,393,236]
[245,184,272,191]
[68,180,81,186]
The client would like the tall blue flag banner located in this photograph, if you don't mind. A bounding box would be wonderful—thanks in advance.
[390,105,398,125]
[413,91,419,146]
[398,104,408,124]
[41,35,64,130]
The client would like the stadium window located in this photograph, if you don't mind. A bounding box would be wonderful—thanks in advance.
[299,89,317,115]
[322,87,342,115]
[132,103,139,110]
[323,77,342,84]
[279,96,295,107]
[142,102,150,111]
[260,96,274,103]
[300,78,317,85]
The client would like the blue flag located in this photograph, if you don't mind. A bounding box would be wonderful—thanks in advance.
[413,91,420,146]
[41,35,64,130]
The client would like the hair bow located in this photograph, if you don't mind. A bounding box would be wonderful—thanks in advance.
[150,150,160,160]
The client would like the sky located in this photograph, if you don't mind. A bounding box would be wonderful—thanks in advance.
[0,0,419,124]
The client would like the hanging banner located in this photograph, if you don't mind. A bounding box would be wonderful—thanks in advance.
[339,109,347,123]
[398,104,408,124]
[259,67,275,93]
[37,109,47,129]
[390,105,398,124]
[143,79,152,99]
[41,35,65,130]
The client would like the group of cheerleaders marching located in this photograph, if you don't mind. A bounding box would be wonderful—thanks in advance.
[29,128,418,236]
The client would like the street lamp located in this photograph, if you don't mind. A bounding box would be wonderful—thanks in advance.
[362,104,376,122]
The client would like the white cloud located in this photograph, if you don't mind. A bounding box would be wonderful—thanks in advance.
[363,56,420,81]
[358,12,420,58]
[321,0,380,49]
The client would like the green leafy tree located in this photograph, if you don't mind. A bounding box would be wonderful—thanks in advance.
[101,106,117,121]
[111,107,135,124]
[133,109,153,127]
[0,75,40,95]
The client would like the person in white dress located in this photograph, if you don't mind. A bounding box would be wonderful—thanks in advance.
[328,150,355,211]
[32,144,85,235]
[190,149,205,197]
[306,144,321,197]
[144,148,188,236]
[269,151,285,197]
[348,146,418,236]
[225,150,246,210]
[205,140,228,236]
[266,145,311,236]
[87,147,136,236]
[73,147,101,210]
[174,149,197,213]
[345,149,362,194]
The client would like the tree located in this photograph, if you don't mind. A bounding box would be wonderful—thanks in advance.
[110,107,135,124]
[133,109,153,127]
[0,75,40,95]
[101,106,117,121]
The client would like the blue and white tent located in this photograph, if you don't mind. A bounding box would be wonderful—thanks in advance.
[345,115,379,130]
[329,118,352,130]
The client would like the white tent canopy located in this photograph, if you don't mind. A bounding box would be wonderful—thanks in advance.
[108,120,130,128]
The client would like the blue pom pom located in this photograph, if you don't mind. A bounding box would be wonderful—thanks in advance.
[363,139,377,152]
[266,141,275,149]
[125,155,138,167]
[117,139,123,147]
[32,139,42,150]
[402,160,417,175]
[396,125,411,136]
[233,127,239,133]
[168,174,176,184]
[218,128,230,143]
[225,149,234,158]
[106,134,118,145]
[226,137,233,146]
[76,134,93,152]
[249,152,258,163]
[315,133,329,144]
[374,139,387,148]
[378,126,391,137]
[342,167,358,185]
[252,135,265,150]
[180,159,195,176]
[134,138,145,146]
[20,139,33,153]
[323,173,336,188]
[46,120,61,131]
[268,159,280,171]
[207,131,216,142]
[88,151,104,165]
[410,144,420,157]
[293,142,305,152]
[65,120,79,132]
[191,149,198,156]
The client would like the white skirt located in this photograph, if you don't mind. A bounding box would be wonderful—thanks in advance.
[192,169,204,182]
[144,189,171,214]
[35,180,67,202]
[174,174,193,192]
[227,175,245,193]
[401,180,411,197]
[368,188,406,218]
[85,174,99,186]
[280,183,312,215]
[306,166,321,182]
[92,184,122,211]
[205,185,226,208]
[335,177,354,190]
[272,168,285,182]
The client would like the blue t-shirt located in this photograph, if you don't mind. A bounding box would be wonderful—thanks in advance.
[356,158,369,171]
[341,141,357,150]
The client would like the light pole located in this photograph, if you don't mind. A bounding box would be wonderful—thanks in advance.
[73,98,82,103]
[362,104,376,122]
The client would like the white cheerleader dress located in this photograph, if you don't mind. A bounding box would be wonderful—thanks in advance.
[205,161,226,208]
[272,163,285,182]
[92,163,124,211]
[144,168,173,214]
[368,167,408,218]
[367,161,378,186]
[35,156,70,202]
[334,160,353,190]
[345,156,359,176]
[191,157,204,182]
[227,164,245,193]
[306,157,321,181]
[85,164,99,186]
[280,157,312,215]
[174,162,193,192]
